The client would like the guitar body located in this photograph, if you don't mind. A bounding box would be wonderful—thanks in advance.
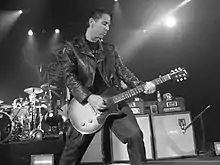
[68,87,122,134]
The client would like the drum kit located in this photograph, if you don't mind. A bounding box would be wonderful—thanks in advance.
[0,83,66,143]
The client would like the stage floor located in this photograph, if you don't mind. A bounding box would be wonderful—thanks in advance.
[1,138,220,165]
[110,156,220,165]
[81,156,220,165]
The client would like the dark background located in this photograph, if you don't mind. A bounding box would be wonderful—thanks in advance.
[0,0,220,151]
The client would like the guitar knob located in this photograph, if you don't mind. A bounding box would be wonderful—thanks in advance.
[89,119,93,123]
[81,122,85,126]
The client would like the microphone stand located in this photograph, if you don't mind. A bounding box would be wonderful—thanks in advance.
[183,105,210,155]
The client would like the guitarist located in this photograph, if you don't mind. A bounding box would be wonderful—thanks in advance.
[59,8,156,165]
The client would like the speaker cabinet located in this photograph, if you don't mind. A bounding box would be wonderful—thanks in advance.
[152,111,196,159]
[81,130,103,163]
[111,114,153,162]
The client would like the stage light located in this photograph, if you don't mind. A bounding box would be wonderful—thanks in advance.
[142,29,147,33]
[31,154,54,165]
[18,10,23,14]
[214,142,220,155]
[114,0,118,2]
[28,29,34,36]
[163,16,176,28]
[55,29,60,34]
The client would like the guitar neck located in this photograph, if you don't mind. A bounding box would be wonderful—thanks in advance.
[111,74,171,104]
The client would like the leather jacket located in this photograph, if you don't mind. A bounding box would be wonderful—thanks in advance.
[60,36,143,103]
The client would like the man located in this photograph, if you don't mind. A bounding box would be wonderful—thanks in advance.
[59,9,156,165]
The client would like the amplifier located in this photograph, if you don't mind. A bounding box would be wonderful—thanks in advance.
[111,114,154,162]
[151,111,196,159]
[143,101,158,114]
[127,98,144,114]
[81,130,103,163]
[157,97,185,114]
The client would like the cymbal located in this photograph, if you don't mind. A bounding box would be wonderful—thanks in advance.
[0,100,4,104]
[40,83,57,90]
[0,104,13,109]
[24,87,43,94]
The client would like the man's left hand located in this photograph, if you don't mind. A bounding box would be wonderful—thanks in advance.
[144,82,156,94]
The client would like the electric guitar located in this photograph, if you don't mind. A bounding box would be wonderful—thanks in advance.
[68,67,188,134]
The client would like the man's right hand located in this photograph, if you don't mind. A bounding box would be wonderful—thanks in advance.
[87,94,107,111]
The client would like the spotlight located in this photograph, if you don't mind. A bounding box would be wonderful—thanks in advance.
[55,29,60,34]
[142,29,147,33]
[114,0,118,2]
[163,16,176,28]
[18,10,23,14]
[28,30,34,36]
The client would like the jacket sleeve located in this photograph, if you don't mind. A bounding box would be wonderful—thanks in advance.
[114,46,144,88]
[60,41,92,103]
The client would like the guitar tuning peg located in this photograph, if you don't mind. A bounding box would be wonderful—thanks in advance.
[177,79,180,82]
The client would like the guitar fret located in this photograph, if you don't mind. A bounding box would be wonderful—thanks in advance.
[159,77,164,84]
[161,76,165,83]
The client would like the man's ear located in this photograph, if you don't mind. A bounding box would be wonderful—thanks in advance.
[89,18,95,27]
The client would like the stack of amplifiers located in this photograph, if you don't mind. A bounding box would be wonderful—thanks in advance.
[152,111,196,159]
[81,111,196,163]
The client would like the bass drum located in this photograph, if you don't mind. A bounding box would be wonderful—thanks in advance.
[0,112,12,142]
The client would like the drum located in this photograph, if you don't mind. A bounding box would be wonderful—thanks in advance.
[0,112,12,142]
[12,97,29,117]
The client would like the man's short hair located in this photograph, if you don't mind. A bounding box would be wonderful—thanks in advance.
[89,8,112,21]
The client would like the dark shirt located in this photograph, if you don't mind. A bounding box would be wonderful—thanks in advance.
[85,38,108,94]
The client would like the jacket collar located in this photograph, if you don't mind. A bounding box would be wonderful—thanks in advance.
[74,35,105,62]
[74,36,94,58]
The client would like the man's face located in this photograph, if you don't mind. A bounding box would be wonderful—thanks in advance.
[90,14,111,39]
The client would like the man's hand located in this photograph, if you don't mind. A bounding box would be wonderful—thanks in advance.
[144,82,156,94]
[87,94,107,112]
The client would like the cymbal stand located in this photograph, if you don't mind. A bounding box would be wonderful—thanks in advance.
[29,93,37,131]
[47,83,53,112]
[36,106,44,133]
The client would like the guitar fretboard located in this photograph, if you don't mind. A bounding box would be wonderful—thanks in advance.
[110,74,171,104]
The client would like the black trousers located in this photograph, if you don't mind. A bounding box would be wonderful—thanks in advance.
[59,106,147,165]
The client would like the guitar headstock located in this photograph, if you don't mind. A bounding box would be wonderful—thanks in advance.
[169,67,188,82]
